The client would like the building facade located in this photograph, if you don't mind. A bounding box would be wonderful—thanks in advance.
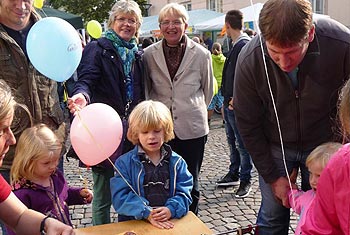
[145,0,350,28]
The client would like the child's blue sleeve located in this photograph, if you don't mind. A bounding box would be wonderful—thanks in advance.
[110,154,152,220]
[165,157,193,218]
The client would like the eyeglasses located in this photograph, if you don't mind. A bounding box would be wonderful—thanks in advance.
[160,21,183,27]
[115,17,137,25]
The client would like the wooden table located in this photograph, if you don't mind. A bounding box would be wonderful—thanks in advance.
[74,212,213,235]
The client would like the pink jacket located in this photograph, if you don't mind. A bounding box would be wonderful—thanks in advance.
[288,189,315,235]
[302,144,350,235]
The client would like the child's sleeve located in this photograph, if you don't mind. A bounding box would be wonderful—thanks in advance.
[288,189,304,215]
[165,157,193,219]
[302,148,347,234]
[110,155,151,220]
[67,186,86,205]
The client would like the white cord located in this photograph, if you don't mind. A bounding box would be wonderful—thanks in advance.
[249,0,295,205]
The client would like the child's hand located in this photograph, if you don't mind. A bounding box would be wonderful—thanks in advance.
[147,214,174,229]
[80,188,93,203]
[150,207,171,222]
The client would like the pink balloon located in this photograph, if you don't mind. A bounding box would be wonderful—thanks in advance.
[70,103,123,166]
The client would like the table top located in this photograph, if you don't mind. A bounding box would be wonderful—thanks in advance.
[74,212,213,235]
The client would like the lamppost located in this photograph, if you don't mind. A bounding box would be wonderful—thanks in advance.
[141,3,152,17]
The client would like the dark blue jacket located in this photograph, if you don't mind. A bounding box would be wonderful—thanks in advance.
[73,37,145,166]
[221,33,251,107]
[73,37,145,117]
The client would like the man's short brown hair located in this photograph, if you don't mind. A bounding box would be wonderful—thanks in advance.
[259,0,313,47]
[225,10,243,30]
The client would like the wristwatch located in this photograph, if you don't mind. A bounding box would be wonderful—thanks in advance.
[40,216,50,235]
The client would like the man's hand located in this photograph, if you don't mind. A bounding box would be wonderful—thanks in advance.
[271,177,291,207]
[228,98,234,110]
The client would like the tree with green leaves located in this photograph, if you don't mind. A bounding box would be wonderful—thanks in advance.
[48,0,150,25]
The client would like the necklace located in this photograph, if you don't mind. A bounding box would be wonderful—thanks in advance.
[48,177,54,192]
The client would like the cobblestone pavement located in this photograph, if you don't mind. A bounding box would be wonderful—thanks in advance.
[62,113,298,235]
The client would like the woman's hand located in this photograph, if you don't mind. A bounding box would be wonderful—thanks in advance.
[45,217,75,235]
[67,93,87,115]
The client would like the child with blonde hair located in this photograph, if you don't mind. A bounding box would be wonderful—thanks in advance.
[208,42,225,125]
[288,142,342,235]
[7,124,93,234]
[302,79,350,234]
[110,100,193,229]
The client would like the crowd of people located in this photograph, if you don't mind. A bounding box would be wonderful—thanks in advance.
[0,0,349,234]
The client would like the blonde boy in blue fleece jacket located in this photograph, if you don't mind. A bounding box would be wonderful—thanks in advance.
[110,100,193,229]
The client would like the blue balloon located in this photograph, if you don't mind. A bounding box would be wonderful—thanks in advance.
[27,17,82,82]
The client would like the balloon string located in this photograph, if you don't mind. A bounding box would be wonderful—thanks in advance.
[78,167,88,189]
[37,8,48,17]
[73,107,149,208]
[107,157,150,208]
[75,110,105,154]
[63,82,68,103]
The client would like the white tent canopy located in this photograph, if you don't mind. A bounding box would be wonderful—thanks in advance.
[194,3,263,31]
[140,9,224,37]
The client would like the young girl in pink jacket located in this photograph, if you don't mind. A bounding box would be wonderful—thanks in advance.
[301,79,350,234]
[288,142,342,235]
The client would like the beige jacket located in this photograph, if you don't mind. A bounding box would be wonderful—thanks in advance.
[143,35,214,140]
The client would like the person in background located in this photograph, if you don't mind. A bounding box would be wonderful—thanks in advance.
[0,0,65,232]
[142,37,153,49]
[192,36,207,49]
[243,28,256,38]
[7,124,93,234]
[217,9,253,199]
[288,142,342,235]
[0,79,73,235]
[143,3,213,214]
[203,32,213,51]
[110,100,193,229]
[207,42,225,126]
[233,0,350,234]
[67,0,145,226]
[301,79,350,234]
[192,36,200,43]
[222,37,232,57]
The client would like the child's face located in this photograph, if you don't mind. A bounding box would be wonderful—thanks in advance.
[308,161,324,191]
[138,128,164,158]
[34,151,60,180]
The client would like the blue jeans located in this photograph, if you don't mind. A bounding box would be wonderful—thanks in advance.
[92,166,114,225]
[256,145,311,235]
[224,107,252,182]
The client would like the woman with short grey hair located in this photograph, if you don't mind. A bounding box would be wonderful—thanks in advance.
[68,0,145,226]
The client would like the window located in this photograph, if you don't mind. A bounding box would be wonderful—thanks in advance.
[207,0,223,12]
[182,2,192,11]
[310,0,324,14]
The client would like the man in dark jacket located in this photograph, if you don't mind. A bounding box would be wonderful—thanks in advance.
[233,0,350,234]
[217,10,253,199]
[0,1,65,233]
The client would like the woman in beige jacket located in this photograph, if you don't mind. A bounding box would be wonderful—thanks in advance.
[143,3,214,215]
